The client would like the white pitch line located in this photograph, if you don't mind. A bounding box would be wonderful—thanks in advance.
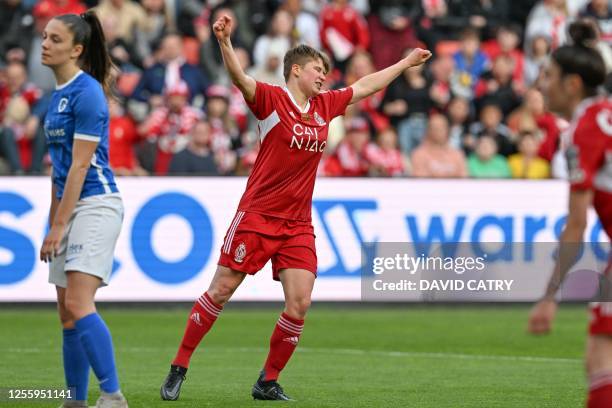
[5,346,581,364]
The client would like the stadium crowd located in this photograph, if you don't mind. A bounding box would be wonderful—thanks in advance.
[1,0,611,178]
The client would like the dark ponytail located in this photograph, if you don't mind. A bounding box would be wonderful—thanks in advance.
[552,19,606,96]
[55,11,116,96]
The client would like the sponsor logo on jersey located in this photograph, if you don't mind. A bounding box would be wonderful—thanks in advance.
[234,242,246,263]
[290,123,327,152]
[58,98,69,112]
[314,112,326,126]
[45,125,65,138]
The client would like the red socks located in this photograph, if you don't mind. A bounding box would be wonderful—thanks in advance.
[588,371,612,408]
[172,292,223,368]
[172,300,304,382]
[263,312,304,381]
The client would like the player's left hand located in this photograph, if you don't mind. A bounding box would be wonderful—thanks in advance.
[405,48,432,68]
[527,299,558,335]
[40,224,65,263]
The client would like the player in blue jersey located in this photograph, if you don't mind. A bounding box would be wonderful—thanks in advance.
[38,11,127,408]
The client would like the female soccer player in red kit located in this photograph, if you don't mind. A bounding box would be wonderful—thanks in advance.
[527,21,612,408]
[160,14,431,401]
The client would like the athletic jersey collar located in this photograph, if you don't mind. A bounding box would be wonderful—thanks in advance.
[55,69,83,90]
[283,87,311,113]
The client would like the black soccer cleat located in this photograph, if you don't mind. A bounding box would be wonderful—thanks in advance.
[251,371,294,401]
[160,365,187,401]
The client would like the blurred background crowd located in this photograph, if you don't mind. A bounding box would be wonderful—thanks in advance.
[1,0,611,178]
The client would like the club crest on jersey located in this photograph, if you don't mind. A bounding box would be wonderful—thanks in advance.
[234,242,246,263]
[58,98,68,112]
[314,112,326,126]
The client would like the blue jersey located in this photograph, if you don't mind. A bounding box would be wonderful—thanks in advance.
[45,70,118,199]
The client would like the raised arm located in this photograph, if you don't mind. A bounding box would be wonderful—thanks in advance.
[349,48,432,105]
[213,15,256,103]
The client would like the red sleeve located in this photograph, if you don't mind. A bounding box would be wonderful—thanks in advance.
[568,111,608,191]
[320,87,354,120]
[246,81,279,120]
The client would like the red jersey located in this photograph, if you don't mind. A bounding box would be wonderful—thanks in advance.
[238,82,353,221]
[566,97,612,239]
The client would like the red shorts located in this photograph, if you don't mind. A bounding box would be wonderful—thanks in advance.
[589,258,612,336]
[218,210,317,281]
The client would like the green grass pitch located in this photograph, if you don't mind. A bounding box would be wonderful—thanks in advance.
[0,304,590,407]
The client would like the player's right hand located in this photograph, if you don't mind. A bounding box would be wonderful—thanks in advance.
[527,299,557,335]
[213,15,233,42]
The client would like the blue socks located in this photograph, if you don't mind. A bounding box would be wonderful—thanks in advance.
[74,313,120,394]
[62,328,89,401]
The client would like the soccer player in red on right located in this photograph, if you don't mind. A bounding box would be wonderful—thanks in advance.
[527,21,612,408]
[160,14,431,402]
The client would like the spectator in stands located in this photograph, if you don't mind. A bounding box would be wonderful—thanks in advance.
[108,100,148,176]
[449,0,510,40]
[366,0,420,71]
[447,96,472,149]
[411,113,468,178]
[199,7,248,84]
[235,131,259,176]
[468,102,516,156]
[95,0,148,49]
[283,0,321,49]
[0,0,33,64]
[0,127,22,175]
[483,24,526,90]
[168,120,220,175]
[140,0,172,66]
[102,16,140,72]
[467,135,511,178]
[417,0,457,48]
[248,38,286,86]
[525,0,568,51]
[319,0,370,71]
[253,8,294,79]
[474,54,522,116]
[131,32,209,112]
[452,27,490,100]
[205,84,238,175]
[139,81,203,175]
[429,55,455,111]
[381,49,431,155]
[524,34,551,86]
[579,0,612,44]
[368,127,406,177]
[323,117,373,177]
[507,88,562,162]
[2,62,42,172]
[508,130,550,178]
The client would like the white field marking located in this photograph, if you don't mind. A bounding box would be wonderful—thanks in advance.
[5,346,581,364]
